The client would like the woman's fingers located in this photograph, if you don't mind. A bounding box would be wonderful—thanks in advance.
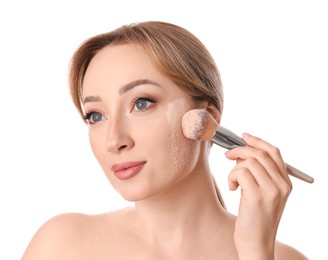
[225,133,292,191]
[242,133,292,188]
[228,158,271,191]
[225,133,293,256]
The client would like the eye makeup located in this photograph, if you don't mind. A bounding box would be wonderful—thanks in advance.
[130,96,157,112]
[83,110,106,124]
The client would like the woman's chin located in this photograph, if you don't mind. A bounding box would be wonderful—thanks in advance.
[116,187,153,203]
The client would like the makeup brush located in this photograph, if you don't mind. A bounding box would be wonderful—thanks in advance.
[182,109,314,184]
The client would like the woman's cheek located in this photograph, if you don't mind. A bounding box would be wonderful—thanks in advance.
[88,128,108,170]
[164,101,200,178]
[167,129,198,178]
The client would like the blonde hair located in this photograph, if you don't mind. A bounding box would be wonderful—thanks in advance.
[69,21,226,209]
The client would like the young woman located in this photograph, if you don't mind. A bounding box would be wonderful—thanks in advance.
[23,21,308,259]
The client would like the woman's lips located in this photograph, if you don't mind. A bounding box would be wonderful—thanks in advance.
[111,161,147,180]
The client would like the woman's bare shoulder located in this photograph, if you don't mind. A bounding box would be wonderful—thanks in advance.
[22,212,97,259]
[275,240,309,260]
[22,209,130,260]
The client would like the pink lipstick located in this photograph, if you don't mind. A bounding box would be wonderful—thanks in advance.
[111,161,147,180]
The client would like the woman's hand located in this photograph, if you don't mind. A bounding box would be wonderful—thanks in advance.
[225,133,293,260]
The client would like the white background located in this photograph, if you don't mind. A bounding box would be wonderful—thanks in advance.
[1,1,327,259]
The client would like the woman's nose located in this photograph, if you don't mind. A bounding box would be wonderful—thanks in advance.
[105,119,134,153]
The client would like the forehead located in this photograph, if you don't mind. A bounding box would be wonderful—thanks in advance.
[83,44,161,91]
[81,43,188,100]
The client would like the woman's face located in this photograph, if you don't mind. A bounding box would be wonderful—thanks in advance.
[82,44,205,201]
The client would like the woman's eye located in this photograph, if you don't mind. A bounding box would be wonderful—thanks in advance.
[84,111,104,124]
[133,98,154,111]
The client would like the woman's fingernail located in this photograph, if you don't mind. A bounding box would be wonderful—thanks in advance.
[242,133,252,138]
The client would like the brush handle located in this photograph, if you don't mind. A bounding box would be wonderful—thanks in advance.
[212,126,314,184]
[285,163,314,183]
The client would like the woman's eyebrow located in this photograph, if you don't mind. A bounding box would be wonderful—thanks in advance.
[119,79,161,95]
[83,79,161,104]
[83,95,102,104]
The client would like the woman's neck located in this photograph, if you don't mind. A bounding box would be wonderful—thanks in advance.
[130,164,229,251]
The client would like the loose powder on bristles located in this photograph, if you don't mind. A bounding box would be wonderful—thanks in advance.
[182,109,218,141]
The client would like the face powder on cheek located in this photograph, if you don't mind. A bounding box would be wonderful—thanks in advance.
[164,99,199,178]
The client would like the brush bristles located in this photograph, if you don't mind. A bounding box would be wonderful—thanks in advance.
[182,109,218,141]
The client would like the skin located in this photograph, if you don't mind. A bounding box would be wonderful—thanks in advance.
[22,44,308,259]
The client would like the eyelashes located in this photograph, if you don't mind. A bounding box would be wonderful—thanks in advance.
[83,96,157,125]
[83,110,105,124]
[130,97,156,112]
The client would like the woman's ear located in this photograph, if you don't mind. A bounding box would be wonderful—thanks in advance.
[206,103,221,124]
